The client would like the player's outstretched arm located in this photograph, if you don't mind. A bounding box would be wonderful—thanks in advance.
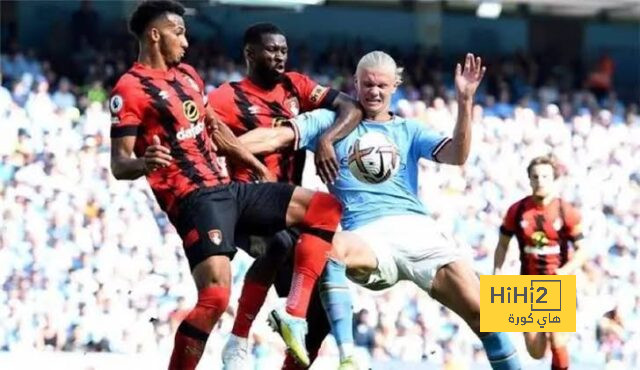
[210,116,276,182]
[493,233,512,275]
[435,53,486,165]
[315,93,363,183]
[238,126,296,155]
[111,135,172,180]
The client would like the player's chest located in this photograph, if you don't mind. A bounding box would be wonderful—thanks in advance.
[242,91,300,127]
[145,80,206,125]
[520,209,563,241]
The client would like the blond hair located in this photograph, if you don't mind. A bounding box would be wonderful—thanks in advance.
[355,50,403,85]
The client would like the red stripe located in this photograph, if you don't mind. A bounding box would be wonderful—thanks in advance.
[184,229,199,248]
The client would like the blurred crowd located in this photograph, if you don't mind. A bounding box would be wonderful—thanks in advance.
[1,41,639,370]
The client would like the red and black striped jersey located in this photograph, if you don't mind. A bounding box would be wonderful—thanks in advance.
[500,196,583,275]
[109,62,229,220]
[208,72,337,184]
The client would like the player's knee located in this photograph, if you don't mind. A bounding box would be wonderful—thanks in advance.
[197,285,231,309]
[526,345,546,360]
[304,192,342,229]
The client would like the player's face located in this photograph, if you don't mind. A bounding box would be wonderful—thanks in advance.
[529,164,555,197]
[355,67,397,118]
[253,33,288,80]
[155,13,189,66]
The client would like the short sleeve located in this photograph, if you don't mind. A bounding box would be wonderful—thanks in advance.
[500,201,521,237]
[290,109,336,151]
[109,80,145,138]
[287,72,338,112]
[561,202,584,241]
[409,119,450,161]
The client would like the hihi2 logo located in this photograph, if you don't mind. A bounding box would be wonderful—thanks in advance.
[480,275,576,332]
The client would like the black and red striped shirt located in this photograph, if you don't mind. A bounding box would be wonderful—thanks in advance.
[500,196,583,275]
[110,62,229,220]
[208,72,337,184]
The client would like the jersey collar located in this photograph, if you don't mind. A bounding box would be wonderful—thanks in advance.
[133,62,177,80]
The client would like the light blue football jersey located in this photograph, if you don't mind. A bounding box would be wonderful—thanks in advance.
[292,109,449,230]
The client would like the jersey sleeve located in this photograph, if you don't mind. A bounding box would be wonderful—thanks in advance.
[562,202,584,242]
[287,72,338,112]
[289,109,336,151]
[409,119,450,161]
[109,79,145,138]
[500,201,521,237]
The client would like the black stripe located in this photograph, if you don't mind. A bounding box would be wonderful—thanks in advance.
[110,125,138,138]
[263,101,292,183]
[128,70,205,186]
[230,82,265,180]
[230,82,261,130]
[281,74,302,102]
[176,65,198,83]
[319,88,339,108]
[166,78,224,183]
[177,321,210,342]
[299,226,334,244]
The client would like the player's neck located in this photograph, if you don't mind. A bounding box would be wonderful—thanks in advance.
[365,111,393,122]
[247,73,277,90]
[137,48,170,71]
[532,194,553,206]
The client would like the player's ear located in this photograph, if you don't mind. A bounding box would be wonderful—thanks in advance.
[149,26,161,43]
[244,45,254,63]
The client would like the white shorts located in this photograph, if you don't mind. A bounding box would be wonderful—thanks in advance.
[348,214,465,294]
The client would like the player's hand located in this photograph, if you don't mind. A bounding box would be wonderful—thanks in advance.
[205,107,220,132]
[455,53,486,101]
[315,138,339,184]
[257,167,277,183]
[143,135,172,173]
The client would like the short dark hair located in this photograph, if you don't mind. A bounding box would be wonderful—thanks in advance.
[527,155,558,178]
[243,22,284,47]
[129,0,185,38]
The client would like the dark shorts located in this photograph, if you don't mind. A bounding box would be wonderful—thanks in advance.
[174,182,295,269]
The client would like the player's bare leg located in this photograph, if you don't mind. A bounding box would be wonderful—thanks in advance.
[169,255,232,370]
[549,332,570,370]
[269,187,341,367]
[523,332,548,359]
[430,260,520,370]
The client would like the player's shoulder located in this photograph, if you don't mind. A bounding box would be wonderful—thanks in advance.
[207,81,236,102]
[284,71,311,82]
[508,195,532,212]
[111,71,144,100]
[176,62,198,77]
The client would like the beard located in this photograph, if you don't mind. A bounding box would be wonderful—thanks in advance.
[255,62,283,85]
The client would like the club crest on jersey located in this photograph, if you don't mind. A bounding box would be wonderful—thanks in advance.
[208,229,222,246]
[309,85,328,104]
[182,100,200,122]
[109,95,123,114]
[286,97,300,115]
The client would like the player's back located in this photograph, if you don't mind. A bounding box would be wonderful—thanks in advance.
[110,62,228,219]
[208,72,332,184]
